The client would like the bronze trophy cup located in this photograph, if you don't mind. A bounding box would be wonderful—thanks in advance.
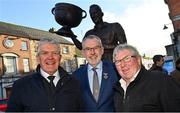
[52,3,87,38]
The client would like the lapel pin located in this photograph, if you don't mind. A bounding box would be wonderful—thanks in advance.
[103,73,109,79]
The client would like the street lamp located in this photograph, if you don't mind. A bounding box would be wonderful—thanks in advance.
[163,23,172,30]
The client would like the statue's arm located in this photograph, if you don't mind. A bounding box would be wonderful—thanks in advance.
[114,23,127,43]
[71,30,92,50]
[71,36,82,50]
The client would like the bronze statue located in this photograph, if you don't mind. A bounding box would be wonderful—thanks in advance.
[72,4,127,62]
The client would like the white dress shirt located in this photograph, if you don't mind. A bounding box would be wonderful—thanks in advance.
[120,69,140,98]
[87,61,103,94]
[40,68,60,86]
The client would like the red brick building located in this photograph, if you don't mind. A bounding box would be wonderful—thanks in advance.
[165,0,180,30]
[164,0,180,60]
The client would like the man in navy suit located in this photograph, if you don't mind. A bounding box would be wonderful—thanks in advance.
[6,38,83,112]
[73,35,118,112]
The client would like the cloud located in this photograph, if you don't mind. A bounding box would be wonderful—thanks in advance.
[103,0,173,57]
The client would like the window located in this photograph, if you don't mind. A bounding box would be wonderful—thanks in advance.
[64,60,71,73]
[23,59,30,72]
[4,57,17,74]
[62,46,69,54]
[21,41,28,50]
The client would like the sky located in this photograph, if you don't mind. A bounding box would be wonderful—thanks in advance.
[0,0,173,57]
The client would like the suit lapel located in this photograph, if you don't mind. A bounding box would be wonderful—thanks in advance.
[34,65,48,94]
[83,65,95,100]
[33,73,46,92]
[55,67,70,92]
[33,73,48,102]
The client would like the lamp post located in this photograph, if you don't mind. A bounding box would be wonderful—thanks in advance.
[163,23,172,30]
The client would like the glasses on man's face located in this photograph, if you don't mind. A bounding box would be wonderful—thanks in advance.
[83,46,101,52]
[114,55,136,65]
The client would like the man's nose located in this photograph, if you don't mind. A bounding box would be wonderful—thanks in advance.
[90,48,95,53]
[47,53,54,58]
[119,60,126,67]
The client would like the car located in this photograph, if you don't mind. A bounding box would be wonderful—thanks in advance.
[0,98,8,112]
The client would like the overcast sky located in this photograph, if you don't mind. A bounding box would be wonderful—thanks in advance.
[0,0,173,57]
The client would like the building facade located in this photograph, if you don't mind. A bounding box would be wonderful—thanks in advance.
[164,0,180,60]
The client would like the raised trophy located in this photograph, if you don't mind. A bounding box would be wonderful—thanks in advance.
[51,2,87,38]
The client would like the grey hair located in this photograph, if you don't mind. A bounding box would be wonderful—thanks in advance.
[113,44,140,62]
[82,35,103,48]
[37,38,60,56]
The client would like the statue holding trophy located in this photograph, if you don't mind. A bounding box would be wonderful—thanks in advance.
[52,3,127,62]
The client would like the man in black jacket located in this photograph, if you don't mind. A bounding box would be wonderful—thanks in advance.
[6,38,83,112]
[112,44,180,112]
[149,54,168,75]
[171,57,180,85]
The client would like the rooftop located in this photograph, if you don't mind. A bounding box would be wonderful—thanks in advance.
[0,21,73,45]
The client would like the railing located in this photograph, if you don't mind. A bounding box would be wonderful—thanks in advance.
[0,74,22,99]
[0,75,21,84]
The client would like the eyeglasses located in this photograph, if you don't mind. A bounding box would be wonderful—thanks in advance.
[82,46,101,52]
[114,55,135,65]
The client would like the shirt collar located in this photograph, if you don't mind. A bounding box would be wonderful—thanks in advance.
[40,68,60,81]
[88,61,102,71]
[120,68,140,86]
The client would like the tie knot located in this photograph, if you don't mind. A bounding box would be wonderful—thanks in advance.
[48,76,55,82]
[92,68,97,72]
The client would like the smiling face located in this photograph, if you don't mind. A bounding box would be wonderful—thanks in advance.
[114,49,141,82]
[37,43,61,75]
[82,38,104,67]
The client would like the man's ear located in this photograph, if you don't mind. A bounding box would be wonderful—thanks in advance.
[101,47,104,55]
[138,56,142,66]
[102,12,104,16]
[81,50,85,57]
[36,55,40,64]
[59,54,62,62]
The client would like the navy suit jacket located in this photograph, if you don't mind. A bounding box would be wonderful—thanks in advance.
[73,61,118,112]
